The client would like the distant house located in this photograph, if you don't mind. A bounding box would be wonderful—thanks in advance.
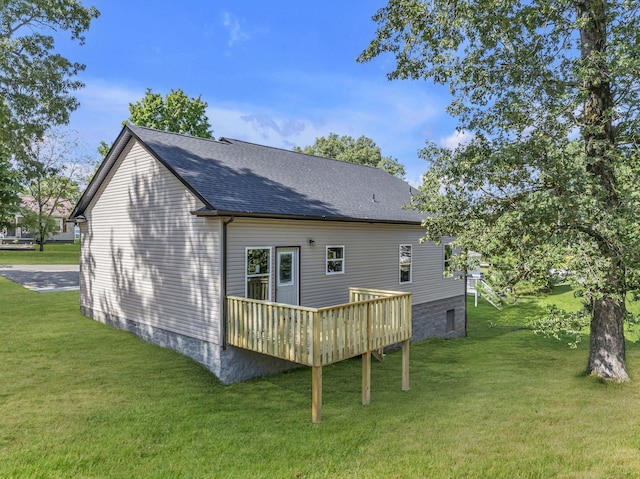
[71,125,465,384]
[0,196,75,243]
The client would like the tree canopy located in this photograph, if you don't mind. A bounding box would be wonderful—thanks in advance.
[293,133,406,178]
[0,0,99,157]
[0,157,20,229]
[126,88,213,138]
[359,1,640,381]
[0,0,98,229]
[18,128,83,251]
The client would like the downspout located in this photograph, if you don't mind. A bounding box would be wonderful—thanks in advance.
[222,216,235,350]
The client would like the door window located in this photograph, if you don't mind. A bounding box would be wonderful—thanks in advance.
[278,251,293,286]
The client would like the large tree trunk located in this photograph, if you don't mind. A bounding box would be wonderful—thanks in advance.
[577,0,629,381]
[587,296,628,381]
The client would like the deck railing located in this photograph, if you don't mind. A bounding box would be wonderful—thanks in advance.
[226,288,412,422]
[226,287,411,367]
[226,298,317,366]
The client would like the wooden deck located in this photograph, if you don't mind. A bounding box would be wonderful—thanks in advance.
[226,287,412,422]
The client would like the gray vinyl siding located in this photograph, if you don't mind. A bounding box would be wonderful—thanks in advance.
[80,139,223,343]
[226,218,463,308]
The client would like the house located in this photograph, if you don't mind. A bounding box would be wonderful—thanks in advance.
[0,196,75,243]
[71,124,465,385]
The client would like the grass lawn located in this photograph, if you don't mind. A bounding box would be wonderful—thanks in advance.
[2,278,640,478]
[0,243,80,265]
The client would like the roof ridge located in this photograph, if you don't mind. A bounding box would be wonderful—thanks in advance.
[219,137,387,172]
[127,123,226,146]
[130,127,392,175]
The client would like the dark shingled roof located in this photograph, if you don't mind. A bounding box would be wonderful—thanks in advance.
[73,124,425,224]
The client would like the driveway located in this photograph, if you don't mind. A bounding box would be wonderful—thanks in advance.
[0,264,79,293]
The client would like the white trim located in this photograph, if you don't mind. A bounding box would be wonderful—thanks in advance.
[443,243,453,278]
[326,245,345,275]
[275,246,300,306]
[399,244,412,284]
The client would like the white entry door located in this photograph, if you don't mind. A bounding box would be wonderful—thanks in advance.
[276,247,299,305]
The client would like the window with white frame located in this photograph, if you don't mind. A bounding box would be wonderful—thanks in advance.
[443,244,453,277]
[399,244,412,283]
[246,247,271,300]
[326,245,344,274]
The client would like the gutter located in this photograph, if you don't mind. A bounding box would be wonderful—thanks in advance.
[221,216,234,350]
[190,209,422,226]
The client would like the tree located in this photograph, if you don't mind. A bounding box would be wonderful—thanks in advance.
[126,88,213,138]
[293,133,406,178]
[0,1,99,157]
[0,157,20,230]
[18,128,83,251]
[359,1,640,381]
[0,1,98,237]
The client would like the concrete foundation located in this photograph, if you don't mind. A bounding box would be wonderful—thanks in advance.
[81,294,466,384]
[411,295,466,341]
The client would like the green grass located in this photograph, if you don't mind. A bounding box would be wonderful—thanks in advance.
[0,243,80,265]
[2,279,640,478]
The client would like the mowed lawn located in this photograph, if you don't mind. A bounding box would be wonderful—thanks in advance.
[0,243,80,265]
[2,274,640,478]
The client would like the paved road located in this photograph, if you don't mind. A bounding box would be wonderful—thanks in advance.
[0,264,79,293]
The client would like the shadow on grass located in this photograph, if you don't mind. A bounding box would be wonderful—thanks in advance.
[466,296,549,341]
[549,284,573,296]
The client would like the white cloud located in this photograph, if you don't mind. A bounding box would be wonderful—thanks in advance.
[68,80,144,158]
[76,80,142,114]
[439,130,474,149]
[207,105,324,150]
[68,74,454,184]
[240,114,307,140]
[221,12,250,47]
[202,75,453,183]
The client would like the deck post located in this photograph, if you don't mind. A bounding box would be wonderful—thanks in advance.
[312,309,322,423]
[312,366,322,423]
[226,290,411,422]
[362,350,371,405]
[401,339,410,391]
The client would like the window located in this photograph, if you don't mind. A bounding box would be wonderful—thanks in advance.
[443,244,453,277]
[326,246,344,274]
[246,247,271,301]
[54,218,63,234]
[399,244,412,283]
[446,309,455,332]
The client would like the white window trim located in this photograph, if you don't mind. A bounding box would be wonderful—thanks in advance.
[443,244,453,278]
[399,244,412,284]
[245,246,272,301]
[326,245,345,275]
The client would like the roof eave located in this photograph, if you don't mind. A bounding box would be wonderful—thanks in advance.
[70,126,134,219]
[70,124,217,220]
[190,208,422,225]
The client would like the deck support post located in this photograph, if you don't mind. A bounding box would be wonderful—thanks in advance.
[362,351,371,405]
[312,366,322,423]
[401,339,410,391]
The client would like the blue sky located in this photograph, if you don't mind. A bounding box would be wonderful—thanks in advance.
[59,0,463,186]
